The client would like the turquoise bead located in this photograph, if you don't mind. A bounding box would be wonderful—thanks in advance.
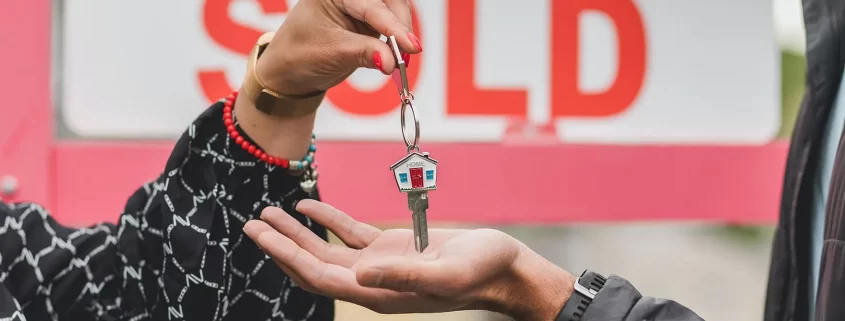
[309,145,316,152]
[305,155,313,163]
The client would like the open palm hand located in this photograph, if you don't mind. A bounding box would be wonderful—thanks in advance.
[243,200,527,315]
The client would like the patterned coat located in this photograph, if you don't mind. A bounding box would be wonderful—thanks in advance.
[0,101,334,320]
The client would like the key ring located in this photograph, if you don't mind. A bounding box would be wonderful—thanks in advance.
[389,35,420,153]
[401,99,420,153]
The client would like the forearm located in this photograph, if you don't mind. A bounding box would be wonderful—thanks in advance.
[113,101,330,320]
[233,31,321,161]
[233,40,318,160]
[492,251,704,321]
[580,276,703,321]
[491,248,575,321]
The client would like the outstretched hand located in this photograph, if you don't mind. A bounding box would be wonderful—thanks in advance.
[243,200,575,320]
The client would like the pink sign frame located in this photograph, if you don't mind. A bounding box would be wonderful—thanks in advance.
[0,0,788,226]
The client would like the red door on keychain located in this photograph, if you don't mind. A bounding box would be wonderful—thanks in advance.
[409,168,424,188]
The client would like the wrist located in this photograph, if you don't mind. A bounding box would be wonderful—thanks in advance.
[255,37,324,97]
[233,92,316,161]
[255,47,317,97]
[233,34,320,160]
[493,247,576,321]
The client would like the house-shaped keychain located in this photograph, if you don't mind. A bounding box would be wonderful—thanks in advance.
[390,152,438,192]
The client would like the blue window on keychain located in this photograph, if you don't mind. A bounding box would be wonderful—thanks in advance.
[425,170,434,181]
[399,173,408,183]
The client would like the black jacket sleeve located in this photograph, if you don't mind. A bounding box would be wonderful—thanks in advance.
[582,276,704,321]
[0,101,333,321]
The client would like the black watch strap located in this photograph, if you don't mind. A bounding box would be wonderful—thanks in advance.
[555,270,607,321]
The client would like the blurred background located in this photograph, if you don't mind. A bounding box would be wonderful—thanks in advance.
[0,0,809,320]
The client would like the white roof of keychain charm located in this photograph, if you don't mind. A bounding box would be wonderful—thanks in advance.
[387,35,437,253]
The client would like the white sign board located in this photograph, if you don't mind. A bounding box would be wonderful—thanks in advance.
[61,0,779,144]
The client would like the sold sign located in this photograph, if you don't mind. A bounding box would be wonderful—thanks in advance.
[198,0,646,120]
[61,0,777,144]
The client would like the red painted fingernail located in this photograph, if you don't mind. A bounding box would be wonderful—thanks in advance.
[402,52,411,68]
[372,52,383,72]
[408,33,422,52]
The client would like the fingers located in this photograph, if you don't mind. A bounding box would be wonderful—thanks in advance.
[260,207,361,267]
[244,220,410,308]
[341,32,397,74]
[244,219,276,237]
[355,256,465,295]
[335,0,421,53]
[383,0,414,67]
[296,199,381,249]
[243,220,312,287]
[250,221,352,296]
[330,0,420,74]
[383,0,412,34]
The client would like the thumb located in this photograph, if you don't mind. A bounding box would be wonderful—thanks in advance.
[340,32,398,75]
[356,256,450,293]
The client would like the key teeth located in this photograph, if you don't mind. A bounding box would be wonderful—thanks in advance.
[414,234,428,253]
[412,211,429,253]
[415,236,423,253]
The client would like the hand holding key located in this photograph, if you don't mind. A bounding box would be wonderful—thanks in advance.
[243,200,574,320]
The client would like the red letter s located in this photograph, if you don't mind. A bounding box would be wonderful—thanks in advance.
[198,0,288,103]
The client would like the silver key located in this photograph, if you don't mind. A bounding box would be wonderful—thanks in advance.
[387,35,438,253]
[390,151,438,253]
[407,191,430,252]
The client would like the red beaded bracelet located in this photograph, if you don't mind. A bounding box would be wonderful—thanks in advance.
[223,91,316,171]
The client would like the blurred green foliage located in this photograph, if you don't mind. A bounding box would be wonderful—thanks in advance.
[780,50,807,137]
[714,224,776,246]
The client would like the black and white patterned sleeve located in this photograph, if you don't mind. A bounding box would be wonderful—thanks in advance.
[0,201,117,321]
[0,101,333,321]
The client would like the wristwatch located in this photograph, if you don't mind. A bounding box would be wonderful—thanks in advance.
[241,38,326,117]
[555,270,607,321]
